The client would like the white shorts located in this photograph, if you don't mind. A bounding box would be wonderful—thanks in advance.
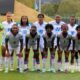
[28,43,37,50]
[8,45,20,55]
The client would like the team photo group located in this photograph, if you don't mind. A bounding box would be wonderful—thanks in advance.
[0,12,80,73]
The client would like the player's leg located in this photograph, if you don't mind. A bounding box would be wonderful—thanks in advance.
[64,50,69,72]
[75,51,79,71]
[0,45,6,71]
[70,50,75,73]
[16,47,23,73]
[57,50,63,71]
[4,47,12,73]
[24,49,30,71]
[50,48,55,72]
[33,50,40,71]
[9,51,14,71]
[42,48,48,72]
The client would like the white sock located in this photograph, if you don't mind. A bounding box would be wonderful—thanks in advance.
[71,64,75,71]
[58,62,62,70]
[65,62,69,70]
[10,57,14,69]
[19,57,23,70]
[50,58,55,69]
[36,64,40,70]
[42,58,46,70]
[2,57,4,66]
[33,58,36,69]
[5,57,9,70]
[24,64,28,69]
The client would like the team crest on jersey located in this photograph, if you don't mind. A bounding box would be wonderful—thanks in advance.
[71,31,75,35]
[22,30,27,34]
[55,27,61,32]
[38,30,43,34]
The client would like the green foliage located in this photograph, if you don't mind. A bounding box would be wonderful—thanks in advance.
[17,0,34,8]
[41,0,80,17]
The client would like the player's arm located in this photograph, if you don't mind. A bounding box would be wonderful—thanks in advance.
[72,38,75,51]
[20,35,23,53]
[52,36,55,48]
[5,35,9,52]
[43,36,47,49]
[67,38,71,50]
[57,36,60,50]
[37,35,40,50]
[25,35,29,51]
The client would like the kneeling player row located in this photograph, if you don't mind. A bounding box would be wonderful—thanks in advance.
[2,23,80,73]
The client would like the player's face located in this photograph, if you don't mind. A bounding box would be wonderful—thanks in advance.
[30,27,36,35]
[46,28,52,33]
[55,16,61,23]
[61,25,68,33]
[12,26,19,34]
[70,17,75,24]
[6,13,12,21]
[38,17,44,23]
[21,16,28,23]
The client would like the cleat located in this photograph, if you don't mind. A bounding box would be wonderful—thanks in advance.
[51,68,56,73]
[19,68,23,73]
[10,68,14,71]
[24,68,29,72]
[4,68,8,73]
[58,69,64,72]
[17,68,19,71]
[37,69,40,72]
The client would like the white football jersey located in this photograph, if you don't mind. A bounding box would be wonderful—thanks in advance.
[49,20,65,35]
[49,20,65,46]
[68,24,78,37]
[18,24,31,45]
[68,23,78,50]
[33,21,47,37]
[2,21,16,39]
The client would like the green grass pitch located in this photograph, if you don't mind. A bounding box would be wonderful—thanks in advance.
[0,32,80,80]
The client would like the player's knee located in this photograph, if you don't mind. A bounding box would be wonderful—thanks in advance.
[17,54,23,58]
[65,57,68,62]
[58,57,62,62]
